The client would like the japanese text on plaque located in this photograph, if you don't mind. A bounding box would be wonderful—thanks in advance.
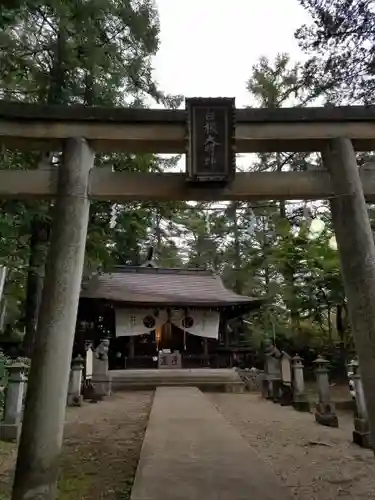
[203,109,220,168]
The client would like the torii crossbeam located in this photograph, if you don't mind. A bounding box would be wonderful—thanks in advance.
[6,101,375,500]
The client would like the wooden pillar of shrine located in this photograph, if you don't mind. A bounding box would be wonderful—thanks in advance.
[128,337,135,358]
[203,338,209,356]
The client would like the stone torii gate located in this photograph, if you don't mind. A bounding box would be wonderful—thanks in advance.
[2,100,375,499]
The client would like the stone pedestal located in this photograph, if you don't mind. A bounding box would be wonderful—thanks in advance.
[353,417,372,449]
[280,385,293,406]
[271,379,282,403]
[0,363,27,442]
[292,355,310,412]
[266,380,273,399]
[314,402,338,427]
[349,358,372,449]
[158,352,182,369]
[92,339,112,400]
[67,355,84,407]
[92,370,111,400]
[264,352,281,402]
[261,377,269,399]
[314,356,338,428]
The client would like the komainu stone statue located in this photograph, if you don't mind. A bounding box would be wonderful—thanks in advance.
[95,338,109,361]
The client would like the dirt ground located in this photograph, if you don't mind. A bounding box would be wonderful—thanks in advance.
[209,393,375,500]
[1,389,375,500]
[0,392,153,500]
[305,382,353,405]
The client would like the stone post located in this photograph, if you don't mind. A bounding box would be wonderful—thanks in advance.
[82,342,96,401]
[261,352,272,399]
[260,367,269,399]
[92,338,112,399]
[84,341,93,381]
[0,363,27,442]
[323,138,375,451]
[292,355,310,412]
[267,353,282,403]
[349,359,372,449]
[11,137,94,500]
[313,355,338,427]
[67,356,84,407]
[280,351,293,406]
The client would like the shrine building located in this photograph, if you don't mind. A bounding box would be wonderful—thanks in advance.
[76,264,264,369]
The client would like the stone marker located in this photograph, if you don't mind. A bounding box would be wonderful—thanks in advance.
[270,360,282,403]
[292,355,310,412]
[349,358,372,449]
[280,351,293,406]
[82,342,97,401]
[261,355,270,399]
[0,363,27,442]
[92,338,112,399]
[261,340,272,399]
[263,341,282,402]
[85,342,93,380]
[313,355,338,428]
[67,355,84,407]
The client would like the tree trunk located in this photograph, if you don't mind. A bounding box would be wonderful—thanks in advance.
[230,202,242,294]
[276,153,299,333]
[262,216,270,293]
[23,219,49,357]
[327,306,332,343]
[336,304,344,341]
[22,19,68,357]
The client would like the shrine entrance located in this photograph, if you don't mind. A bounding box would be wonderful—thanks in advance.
[155,323,209,366]
[3,99,375,496]
[156,322,191,352]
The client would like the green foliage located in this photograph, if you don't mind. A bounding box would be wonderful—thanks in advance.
[0,0,183,336]
[0,8,362,359]
[296,0,375,104]
[166,54,349,351]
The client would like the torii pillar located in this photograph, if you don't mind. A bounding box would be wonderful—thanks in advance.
[323,137,375,454]
[11,138,94,500]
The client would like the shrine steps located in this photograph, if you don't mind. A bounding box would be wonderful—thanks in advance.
[110,368,246,393]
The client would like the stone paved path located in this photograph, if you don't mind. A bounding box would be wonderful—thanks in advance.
[209,393,375,500]
[131,387,293,500]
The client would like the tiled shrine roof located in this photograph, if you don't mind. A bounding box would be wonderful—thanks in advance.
[81,266,265,309]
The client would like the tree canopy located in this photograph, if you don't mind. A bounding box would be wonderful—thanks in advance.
[0,0,372,359]
[296,0,375,104]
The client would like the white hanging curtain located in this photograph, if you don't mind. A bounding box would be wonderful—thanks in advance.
[170,309,219,339]
[115,308,168,337]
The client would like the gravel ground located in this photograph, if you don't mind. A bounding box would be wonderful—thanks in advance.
[1,390,374,500]
[0,392,153,500]
[209,393,375,500]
